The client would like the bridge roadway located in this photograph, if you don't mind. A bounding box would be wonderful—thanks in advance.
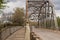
[6,28,25,40]
[5,27,60,40]
[33,28,60,40]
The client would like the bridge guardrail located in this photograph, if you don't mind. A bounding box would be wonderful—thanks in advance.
[25,23,30,40]
[0,26,22,40]
[30,32,42,40]
[30,26,42,40]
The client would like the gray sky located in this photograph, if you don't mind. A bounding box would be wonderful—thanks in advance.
[3,0,60,17]
[53,0,60,16]
[4,0,26,13]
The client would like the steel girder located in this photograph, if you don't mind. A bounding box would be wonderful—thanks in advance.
[27,0,58,30]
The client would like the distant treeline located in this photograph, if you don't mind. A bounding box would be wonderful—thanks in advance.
[57,16,60,30]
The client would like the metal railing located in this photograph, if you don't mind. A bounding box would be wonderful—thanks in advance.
[30,32,42,40]
[30,26,42,40]
[0,26,22,40]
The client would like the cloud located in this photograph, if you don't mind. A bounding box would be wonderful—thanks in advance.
[53,0,60,10]
[55,5,60,10]
[3,0,60,17]
[4,0,26,13]
[53,0,60,17]
[7,0,26,3]
[7,0,17,2]
[55,10,60,17]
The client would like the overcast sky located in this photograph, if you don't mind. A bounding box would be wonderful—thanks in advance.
[4,0,26,13]
[53,0,60,17]
[3,0,60,17]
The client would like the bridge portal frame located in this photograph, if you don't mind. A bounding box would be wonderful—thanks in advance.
[26,0,58,30]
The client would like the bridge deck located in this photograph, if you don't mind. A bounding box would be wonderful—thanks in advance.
[33,28,60,40]
[6,28,25,40]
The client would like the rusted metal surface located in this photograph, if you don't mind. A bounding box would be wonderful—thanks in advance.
[27,0,58,30]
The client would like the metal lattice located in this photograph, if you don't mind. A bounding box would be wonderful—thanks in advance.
[26,0,58,30]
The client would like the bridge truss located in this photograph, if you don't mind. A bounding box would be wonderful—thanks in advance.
[26,0,58,30]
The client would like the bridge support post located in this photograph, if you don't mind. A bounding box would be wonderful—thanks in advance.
[52,7,59,30]
[36,37,40,40]
[25,21,30,40]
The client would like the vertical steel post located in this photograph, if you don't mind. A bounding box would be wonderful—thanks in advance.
[42,7,45,28]
[26,0,28,18]
[51,7,54,29]
[47,1,50,28]
[50,6,53,29]
[38,7,41,28]
[45,2,47,28]
[52,7,59,30]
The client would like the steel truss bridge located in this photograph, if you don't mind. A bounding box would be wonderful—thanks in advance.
[27,0,58,30]
[0,0,60,40]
